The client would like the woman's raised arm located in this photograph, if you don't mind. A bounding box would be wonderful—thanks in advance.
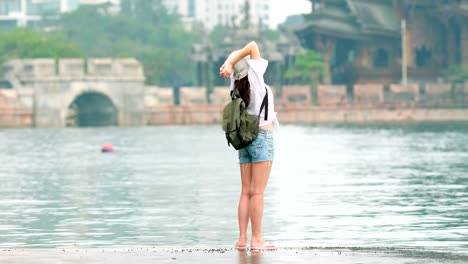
[219,41,261,79]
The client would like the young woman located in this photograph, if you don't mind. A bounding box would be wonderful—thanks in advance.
[220,41,278,251]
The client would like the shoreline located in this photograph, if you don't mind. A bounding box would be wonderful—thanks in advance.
[1,247,467,264]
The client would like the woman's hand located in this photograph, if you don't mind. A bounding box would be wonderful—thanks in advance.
[219,62,233,79]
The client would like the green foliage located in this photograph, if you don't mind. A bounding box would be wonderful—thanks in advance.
[57,3,199,86]
[1,1,286,87]
[263,29,280,41]
[121,0,178,25]
[209,24,229,44]
[242,0,251,28]
[285,49,325,87]
[445,64,468,83]
[0,28,82,63]
[209,25,281,45]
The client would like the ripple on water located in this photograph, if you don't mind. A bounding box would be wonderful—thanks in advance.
[0,125,466,252]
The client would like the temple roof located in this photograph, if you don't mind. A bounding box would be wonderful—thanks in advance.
[349,0,400,35]
[294,0,401,40]
[434,1,468,16]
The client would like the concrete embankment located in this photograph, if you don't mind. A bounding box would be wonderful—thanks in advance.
[2,104,468,128]
[145,105,468,125]
[1,247,467,264]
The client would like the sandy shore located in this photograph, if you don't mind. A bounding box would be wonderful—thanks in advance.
[1,247,467,264]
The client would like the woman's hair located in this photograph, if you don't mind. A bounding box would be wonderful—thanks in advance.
[234,75,250,107]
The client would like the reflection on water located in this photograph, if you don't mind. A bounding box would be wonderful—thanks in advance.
[0,125,466,252]
[238,251,262,264]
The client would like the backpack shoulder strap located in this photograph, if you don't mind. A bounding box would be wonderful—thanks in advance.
[230,89,240,100]
[258,87,268,121]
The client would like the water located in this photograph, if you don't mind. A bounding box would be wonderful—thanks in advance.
[0,125,466,253]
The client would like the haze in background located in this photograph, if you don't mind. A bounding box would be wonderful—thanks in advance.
[271,0,311,28]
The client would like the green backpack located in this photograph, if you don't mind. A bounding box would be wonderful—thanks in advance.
[222,87,268,150]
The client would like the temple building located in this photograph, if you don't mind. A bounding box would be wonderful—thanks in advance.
[294,0,468,85]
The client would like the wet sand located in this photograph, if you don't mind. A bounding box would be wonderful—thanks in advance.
[1,247,467,264]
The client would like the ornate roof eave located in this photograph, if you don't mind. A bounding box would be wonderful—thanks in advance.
[294,21,400,42]
[349,0,401,33]
[304,10,355,24]
[403,0,440,8]
[435,3,468,17]
[295,24,371,41]
[361,27,401,38]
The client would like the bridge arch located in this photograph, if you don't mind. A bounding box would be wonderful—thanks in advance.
[67,92,118,127]
[3,58,145,127]
[64,88,119,127]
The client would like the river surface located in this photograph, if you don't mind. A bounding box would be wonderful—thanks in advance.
[0,125,466,253]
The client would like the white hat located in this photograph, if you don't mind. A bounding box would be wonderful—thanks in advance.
[233,58,249,80]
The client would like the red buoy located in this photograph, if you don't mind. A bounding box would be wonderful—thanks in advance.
[101,144,114,153]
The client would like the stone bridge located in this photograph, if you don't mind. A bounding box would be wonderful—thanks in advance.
[1,58,145,127]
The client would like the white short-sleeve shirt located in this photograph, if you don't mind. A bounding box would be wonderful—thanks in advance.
[230,57,277,127]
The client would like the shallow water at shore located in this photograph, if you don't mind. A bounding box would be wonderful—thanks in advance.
[1,247,468,264]
[0,124,467,253]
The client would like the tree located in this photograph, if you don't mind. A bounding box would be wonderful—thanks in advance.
[58,4,200,86]
[285,49,325,88]
[242,0,251,28]
[445,64,468,83]
[0,29,82,64]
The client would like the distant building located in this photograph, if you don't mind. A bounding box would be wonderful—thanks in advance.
[80,0,118,4]
[160,0,272,30]
[95,0,274,31]
[79,0,120,13]
[0,0,274,30]
[294,0,468,84]
[0,0,80,27]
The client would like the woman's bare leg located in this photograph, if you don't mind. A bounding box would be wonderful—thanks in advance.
[249,161,272,246]
[238,163,252,245]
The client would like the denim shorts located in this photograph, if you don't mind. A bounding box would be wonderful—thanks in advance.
[238,129,274,164]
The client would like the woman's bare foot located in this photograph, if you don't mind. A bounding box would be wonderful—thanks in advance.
[250,239,276,251]
[235,237,247,250]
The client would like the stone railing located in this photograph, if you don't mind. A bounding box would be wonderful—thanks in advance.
[2,58,144,82]
[145,86,174,107]
[145,82,468,109]
[317,85,347,105]
[143,83,468,125]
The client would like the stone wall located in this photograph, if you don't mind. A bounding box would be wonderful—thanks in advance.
[145,86,174,107]
[421,83,452,104]
[20,59,56,78]
[211,87,231,106]
[354,84,384,105]
[317,85,347,105]
[144,82,468,125]
[146,104,468,125]
[389,84,419,103]
[179,87,207,105]
[281,86,312,106]
[0,90,32,128]
[146,105,222,125]
[59,59,85,77]
[87,58,144,77]
[275,106,468,124]
[453,82,468,105]
[146,83,467,109]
